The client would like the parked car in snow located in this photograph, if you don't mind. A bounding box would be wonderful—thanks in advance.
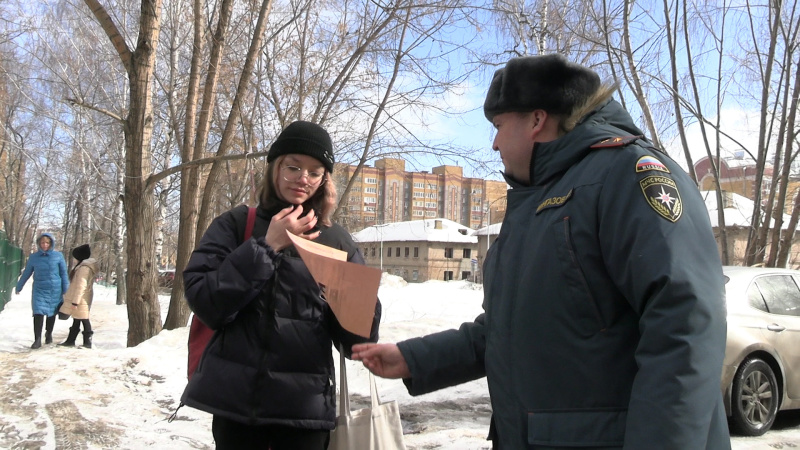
[722,265,800,436]
[158,269,175,288]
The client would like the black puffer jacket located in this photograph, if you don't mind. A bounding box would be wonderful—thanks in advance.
[181,204,381,429]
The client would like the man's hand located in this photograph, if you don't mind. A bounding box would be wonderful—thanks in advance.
[351,343,411,379]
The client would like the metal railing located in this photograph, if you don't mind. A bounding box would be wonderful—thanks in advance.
[0,229,23,313]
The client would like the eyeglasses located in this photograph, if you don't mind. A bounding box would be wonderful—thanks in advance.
[281,165,326,186]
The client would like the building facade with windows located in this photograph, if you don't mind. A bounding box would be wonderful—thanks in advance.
[352,218,478,283]
[334,158,507,232]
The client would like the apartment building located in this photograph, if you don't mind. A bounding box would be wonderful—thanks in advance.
[333,158,507,232]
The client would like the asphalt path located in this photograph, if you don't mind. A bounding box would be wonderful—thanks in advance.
[731,410,800,448]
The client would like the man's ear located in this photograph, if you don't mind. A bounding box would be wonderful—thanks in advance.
[530,109,558,142]
[529,110,548,136]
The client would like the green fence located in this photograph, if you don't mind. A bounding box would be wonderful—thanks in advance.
[0,229,23,313]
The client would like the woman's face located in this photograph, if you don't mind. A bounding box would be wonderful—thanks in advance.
[275,154,327,205]
[39,237,52,251]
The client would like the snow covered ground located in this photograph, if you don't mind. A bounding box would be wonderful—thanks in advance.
[0,276,491,449]
[1,274,798,449]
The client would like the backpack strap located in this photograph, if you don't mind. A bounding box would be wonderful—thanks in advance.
[244,206,256,240]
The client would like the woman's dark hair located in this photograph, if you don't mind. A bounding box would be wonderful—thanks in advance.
[257,155,337,226]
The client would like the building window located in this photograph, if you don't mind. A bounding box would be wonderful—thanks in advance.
[444,248,453,258]
[387,247,392,257]
[463,248,471,258]
[414,247,419,257]
[395,247,401,257]
[462,271,471,280]
[444,271,453,281]
[404,247,409,257]
[365,177,377,184]
[412,270,419,281]
[371,247,376,257]
[365,187,377,194]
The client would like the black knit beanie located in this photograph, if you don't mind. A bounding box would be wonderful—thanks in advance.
[483,54,601,121]
[267,121,335,172]
[72,244,91,262]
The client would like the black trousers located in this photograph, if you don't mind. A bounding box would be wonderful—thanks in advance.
[33,314,56,336]
[212,415,330,450]
[70,319,92,333]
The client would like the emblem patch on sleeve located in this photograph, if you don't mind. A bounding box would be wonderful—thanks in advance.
[635,155,670,173]
[640,175,682,222]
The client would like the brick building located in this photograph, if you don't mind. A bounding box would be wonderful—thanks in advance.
[333,158,507,232]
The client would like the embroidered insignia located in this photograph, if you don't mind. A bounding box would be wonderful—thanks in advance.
[536,189,573,214]
[640,175,682,222]
[589,135,643,149]
[635,155,670,173]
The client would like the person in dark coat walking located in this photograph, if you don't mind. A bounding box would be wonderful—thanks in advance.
[15,233,69,349]
[353,55,730,449]
[180,120,381,450]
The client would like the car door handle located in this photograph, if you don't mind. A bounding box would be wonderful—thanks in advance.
[767,323,786,332]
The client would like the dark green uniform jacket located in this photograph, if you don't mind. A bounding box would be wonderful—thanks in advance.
[397,100,731,449]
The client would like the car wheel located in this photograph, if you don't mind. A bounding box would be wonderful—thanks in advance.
[729,358,779,436]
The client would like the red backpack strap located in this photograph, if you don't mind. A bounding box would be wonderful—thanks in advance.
[244,207,256,240]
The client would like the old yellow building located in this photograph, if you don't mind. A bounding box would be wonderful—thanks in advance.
[352,218,479,282]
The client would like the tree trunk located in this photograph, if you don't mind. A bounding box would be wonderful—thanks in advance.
[122,0,163,346]
[163,0,231,330]
[196,0,275,234]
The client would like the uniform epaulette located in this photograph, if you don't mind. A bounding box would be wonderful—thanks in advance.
[589,135,643,149]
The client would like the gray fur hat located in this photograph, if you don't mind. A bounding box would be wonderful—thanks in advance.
[483,54,601,121]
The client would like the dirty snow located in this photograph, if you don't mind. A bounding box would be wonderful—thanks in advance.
[1,274,798,449]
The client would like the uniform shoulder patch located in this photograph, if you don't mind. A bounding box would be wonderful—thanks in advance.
[640,175,682,222]
[635,155,670,173]
[589,135,643,149]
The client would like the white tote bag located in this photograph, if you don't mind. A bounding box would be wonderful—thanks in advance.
[329,352,406,450]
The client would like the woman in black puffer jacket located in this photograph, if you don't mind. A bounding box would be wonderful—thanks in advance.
[181,121,381,450]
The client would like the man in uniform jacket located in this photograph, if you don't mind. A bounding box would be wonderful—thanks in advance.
[353,54,730,449]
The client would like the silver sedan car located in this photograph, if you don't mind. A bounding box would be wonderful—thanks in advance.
[721,265,800,436]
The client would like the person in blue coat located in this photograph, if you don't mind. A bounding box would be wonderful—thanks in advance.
[15,233,70,349]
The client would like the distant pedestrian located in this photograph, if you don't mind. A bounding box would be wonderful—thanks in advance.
[58,244,98,348]
[15,233,69,349]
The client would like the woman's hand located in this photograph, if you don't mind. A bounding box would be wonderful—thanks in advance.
[265,205,321,251]
[351,343,411,379]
